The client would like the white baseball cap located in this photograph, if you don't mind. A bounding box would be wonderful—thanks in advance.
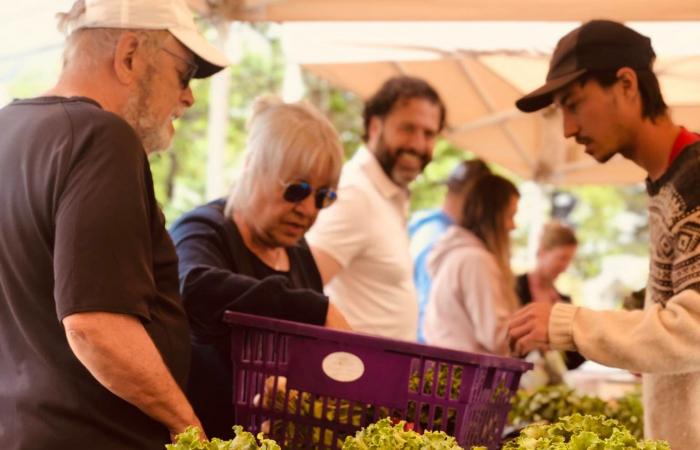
[70,0,229,78]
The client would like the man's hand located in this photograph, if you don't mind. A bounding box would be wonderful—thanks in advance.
[508,302,554,356]
[325,303,353,331]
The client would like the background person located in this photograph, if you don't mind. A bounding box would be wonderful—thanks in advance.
[307,76,446,341]
[515,220,584,370]
[424,174,520,356]
[516,221,585,388]
[409,158,491,342]
[169,96,350,439]
[0,0,228,448]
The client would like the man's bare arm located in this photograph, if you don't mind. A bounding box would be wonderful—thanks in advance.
[63,311,201,438]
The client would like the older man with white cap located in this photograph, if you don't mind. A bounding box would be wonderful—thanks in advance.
[0,0,228,448]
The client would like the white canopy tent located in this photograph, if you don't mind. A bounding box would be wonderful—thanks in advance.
[280,21,700,184]
[4,2,699,189]
[192,0,700,21]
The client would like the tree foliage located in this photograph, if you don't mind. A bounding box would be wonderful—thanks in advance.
[562,184,648,279]
[303,71,364,161]
[149,23,286,224]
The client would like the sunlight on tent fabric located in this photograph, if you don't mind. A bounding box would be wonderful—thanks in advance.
[280,21,700,185]
[197,0,700,21]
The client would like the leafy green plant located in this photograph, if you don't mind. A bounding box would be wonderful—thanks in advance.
[605,390,644,439]
[166,425,280,450]
[342,418,465,449]
[509,385,607,426]
[502,414,668,450]
[508,384,644,439]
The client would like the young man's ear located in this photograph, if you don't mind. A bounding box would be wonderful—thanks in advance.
[616,67,640,100]
[113,32,143,86]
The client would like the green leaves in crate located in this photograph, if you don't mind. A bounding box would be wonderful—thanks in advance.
[408,364,462,399]
[261,375,371,446]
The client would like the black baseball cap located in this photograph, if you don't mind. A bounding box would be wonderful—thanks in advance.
[516,20,655,113]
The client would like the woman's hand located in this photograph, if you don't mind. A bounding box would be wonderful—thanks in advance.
[324,303,353,331]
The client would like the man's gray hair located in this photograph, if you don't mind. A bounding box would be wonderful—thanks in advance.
[226,96,344,216]
[56,0,168,70]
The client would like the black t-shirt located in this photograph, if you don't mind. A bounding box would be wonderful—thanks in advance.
[169,199,328,340]
[0,97,190,449]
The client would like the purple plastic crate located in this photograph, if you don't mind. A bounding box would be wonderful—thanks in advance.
[224,311,532,449]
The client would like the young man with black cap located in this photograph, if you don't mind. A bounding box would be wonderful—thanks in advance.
[408,158,491,342]
[508,20,700,448]
[0,0,228,448]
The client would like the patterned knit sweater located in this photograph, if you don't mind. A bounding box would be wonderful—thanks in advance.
[549,141,700,450]
[647,141,700,304]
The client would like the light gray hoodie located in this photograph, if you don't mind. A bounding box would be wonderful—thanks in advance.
[423,225,518,355]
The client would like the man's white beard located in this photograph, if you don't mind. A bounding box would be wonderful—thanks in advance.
[122,67,173,153]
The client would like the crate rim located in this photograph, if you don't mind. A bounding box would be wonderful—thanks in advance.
[224,311,532,372]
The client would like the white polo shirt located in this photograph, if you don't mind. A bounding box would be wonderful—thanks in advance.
[307,147,418,341]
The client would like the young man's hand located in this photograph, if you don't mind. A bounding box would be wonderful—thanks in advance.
[508,302,554,356]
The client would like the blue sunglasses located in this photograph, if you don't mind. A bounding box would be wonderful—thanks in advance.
[282,181,337,209]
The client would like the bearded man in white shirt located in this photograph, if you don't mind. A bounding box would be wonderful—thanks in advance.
[307,76,446,341]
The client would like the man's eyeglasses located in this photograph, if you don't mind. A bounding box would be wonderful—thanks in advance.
[282,181,337,209]
[160,47,199,90]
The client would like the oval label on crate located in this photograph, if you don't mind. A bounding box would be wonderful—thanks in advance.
[321,351,365,382]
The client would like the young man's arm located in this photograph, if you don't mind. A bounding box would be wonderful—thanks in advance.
[63,311,202,438]
[510,289,700,374]
[512,182,700,373]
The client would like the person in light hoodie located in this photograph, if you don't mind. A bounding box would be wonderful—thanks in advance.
[424,173,520,356]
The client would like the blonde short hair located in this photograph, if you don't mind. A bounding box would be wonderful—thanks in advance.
[227,96,344,215]
[538,220,578,252]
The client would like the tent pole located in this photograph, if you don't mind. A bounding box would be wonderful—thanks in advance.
[205,21,233,201]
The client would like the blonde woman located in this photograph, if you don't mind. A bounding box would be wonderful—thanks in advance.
[515,221,585,370]
[516,221,577,306]
[169,96,350,438]
[424,174,520,356]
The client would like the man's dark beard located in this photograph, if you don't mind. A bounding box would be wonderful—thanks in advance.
[375,145,431,184]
